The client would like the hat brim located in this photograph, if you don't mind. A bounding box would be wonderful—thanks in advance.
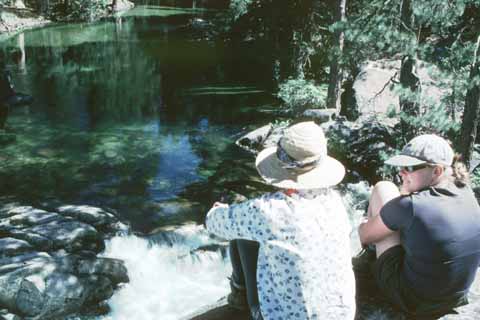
[255,147,345,189]
[384,154,426,167]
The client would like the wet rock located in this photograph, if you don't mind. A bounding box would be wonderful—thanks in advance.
[302,108,337,123]
[56,205,121,233]
[0,202,128,319]
[25,220,103,253]
[3,230,52,252]
[235,124,272,154]
[0,238,33,258]
[6,207,60,227]
[235,123,288,154]
[76,257,129,285]
[0,253,51,276]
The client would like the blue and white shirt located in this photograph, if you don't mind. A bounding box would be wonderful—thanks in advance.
[206,189,355,320]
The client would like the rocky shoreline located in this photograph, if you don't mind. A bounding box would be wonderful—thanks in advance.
[0,200,129,319]
[0,6,50,35]
[0,1,134,36]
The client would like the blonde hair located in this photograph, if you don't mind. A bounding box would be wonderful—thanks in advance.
[449,154,470,188]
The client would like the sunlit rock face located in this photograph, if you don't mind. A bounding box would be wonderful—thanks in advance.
[0,202,129,319]
[352,59,448,119]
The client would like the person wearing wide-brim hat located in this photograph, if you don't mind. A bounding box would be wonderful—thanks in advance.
[357,134,480,318]
[206,121,356,320]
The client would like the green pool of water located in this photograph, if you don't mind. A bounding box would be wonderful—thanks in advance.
[0,5,278,233]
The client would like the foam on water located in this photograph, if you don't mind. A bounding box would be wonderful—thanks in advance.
[99,224,231,320]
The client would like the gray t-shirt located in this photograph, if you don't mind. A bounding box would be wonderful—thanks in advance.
[380,184,480,299]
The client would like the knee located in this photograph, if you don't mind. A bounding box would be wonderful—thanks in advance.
[369,181,400,216]
[373,181,398,194]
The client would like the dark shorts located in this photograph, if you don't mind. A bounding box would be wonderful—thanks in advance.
[373,245,468,319]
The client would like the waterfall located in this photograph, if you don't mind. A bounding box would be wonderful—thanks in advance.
[96,182,372,319]
[99,224,231,320]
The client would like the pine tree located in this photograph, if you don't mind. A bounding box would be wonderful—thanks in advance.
[460,36,480,167]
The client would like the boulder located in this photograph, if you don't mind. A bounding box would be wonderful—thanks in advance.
[235,124,272,154]
[235,123,288,154]
[25,220,104,253]
[353,59,448,118]
[302,108,337,123]
[323,117,397,183]
[0,202,129,319]
[76,257,129,285]
[7,208,59,227]
[0,238,33,258]
[111,0,135,12]
[56,205,119,232]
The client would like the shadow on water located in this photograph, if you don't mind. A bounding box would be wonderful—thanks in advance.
[0,5,281,233]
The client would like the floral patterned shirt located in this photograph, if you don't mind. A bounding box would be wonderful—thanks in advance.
[206,189,356,320]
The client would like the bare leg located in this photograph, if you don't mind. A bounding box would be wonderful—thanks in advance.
[367,181,401,258]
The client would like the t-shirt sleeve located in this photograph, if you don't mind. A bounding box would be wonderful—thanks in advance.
[380,195,414,231]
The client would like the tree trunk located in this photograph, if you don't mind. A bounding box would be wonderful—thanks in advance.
[459,36,480,168]
[399,0,419,140]
[326,0,346,113]
[40,0,50,15]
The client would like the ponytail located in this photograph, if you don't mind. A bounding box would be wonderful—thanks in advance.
[451,154,470,188]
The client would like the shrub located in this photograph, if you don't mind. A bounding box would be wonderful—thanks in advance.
[277,78,328,111]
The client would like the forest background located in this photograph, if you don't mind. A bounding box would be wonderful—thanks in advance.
[1,0,479,182]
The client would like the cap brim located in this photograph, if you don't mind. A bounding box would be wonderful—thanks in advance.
[384,154,426,167]
[255,147,345,189]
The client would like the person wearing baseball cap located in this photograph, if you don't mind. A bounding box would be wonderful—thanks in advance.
[357,134,480,318]
[205,122,355,320]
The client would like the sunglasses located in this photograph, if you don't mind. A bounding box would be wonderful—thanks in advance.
[400,164,432,173]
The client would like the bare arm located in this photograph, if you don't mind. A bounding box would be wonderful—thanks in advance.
[358,214,395,246]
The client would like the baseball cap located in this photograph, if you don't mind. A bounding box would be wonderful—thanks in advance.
[385,134,454,167]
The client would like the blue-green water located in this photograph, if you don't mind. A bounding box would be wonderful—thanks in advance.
[0,6,279,233]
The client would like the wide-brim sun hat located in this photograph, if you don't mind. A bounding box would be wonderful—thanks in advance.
[255,121,345,189]
[385,134,454,167]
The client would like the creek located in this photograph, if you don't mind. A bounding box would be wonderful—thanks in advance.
[0,5,369,320]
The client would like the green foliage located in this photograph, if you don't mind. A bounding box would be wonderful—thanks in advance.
[399,105,460,135]
[277,78,327,110]
[229,0,252,20]
[472,168,480,188]
[63,0,111,22]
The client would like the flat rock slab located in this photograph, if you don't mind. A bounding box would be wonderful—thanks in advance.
[56,205,117,228]
[183,297,249,320]
[0,202,128,319]
[0,238,33,257]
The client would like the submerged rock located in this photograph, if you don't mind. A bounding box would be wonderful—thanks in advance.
[0,202,129,319]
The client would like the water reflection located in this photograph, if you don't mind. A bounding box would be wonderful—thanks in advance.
[0,5,278,233]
